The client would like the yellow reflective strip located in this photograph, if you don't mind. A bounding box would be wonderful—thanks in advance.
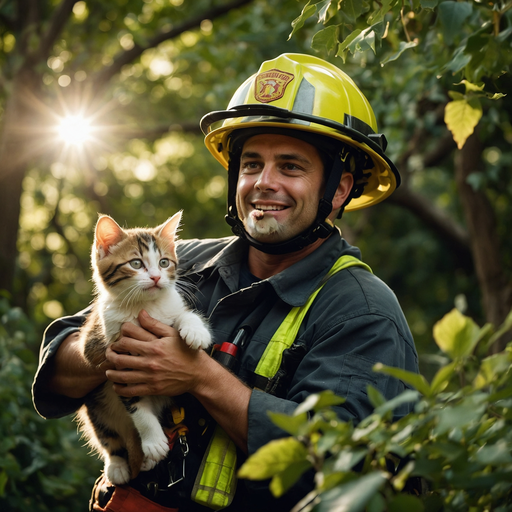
[255,256,372,379]
[192,424,237,510]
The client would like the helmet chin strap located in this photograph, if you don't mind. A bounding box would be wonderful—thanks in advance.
[225,153,346,255]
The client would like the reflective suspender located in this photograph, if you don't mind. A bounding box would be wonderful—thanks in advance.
[191,255,372,509]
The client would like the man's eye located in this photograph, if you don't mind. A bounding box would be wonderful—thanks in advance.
[240,162,260,173]
[129,259,143,269]
[160,258,170,268]
[282,163,300,171]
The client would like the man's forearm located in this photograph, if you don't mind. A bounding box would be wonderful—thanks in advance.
[46,332,109,399]
[191,353,252,453]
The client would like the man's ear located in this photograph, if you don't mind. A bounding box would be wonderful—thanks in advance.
[331,172,354,211]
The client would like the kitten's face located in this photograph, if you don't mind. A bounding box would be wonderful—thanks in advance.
[92,212,181,304]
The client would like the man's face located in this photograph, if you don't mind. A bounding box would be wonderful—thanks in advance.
[235,133,324,244]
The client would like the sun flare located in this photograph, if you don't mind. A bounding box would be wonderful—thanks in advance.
[57,115,93,146]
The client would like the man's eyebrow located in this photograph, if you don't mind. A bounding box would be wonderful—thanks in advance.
[240,151,312,164]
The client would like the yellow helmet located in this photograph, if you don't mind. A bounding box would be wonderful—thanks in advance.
[201,53,400,212]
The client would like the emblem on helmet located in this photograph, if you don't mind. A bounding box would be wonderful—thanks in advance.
[254,69,294,103]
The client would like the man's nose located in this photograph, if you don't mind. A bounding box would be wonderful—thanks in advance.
[255,165,278,191]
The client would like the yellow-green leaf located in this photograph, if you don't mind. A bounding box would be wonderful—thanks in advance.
[373,363,431,396]
[267,411,308,436]
[238,437,307,481]
[289,2,316,40]
[444,97,482,149]
[430,361,457,394]
[294,390,345,415]
[473,352,511,389]
[433,308,480,359]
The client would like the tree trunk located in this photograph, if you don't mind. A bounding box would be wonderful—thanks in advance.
[0,72,39,295]
[455,130,512,352]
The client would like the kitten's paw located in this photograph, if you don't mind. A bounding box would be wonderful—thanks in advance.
[141,433,169,470]
[141,455,159,472]
[105,456,131,485]
[180,324,211,350]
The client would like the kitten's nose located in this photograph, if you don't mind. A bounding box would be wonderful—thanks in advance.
[150,275,160,284]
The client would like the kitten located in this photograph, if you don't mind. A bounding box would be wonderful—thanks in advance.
[75,211,211,485]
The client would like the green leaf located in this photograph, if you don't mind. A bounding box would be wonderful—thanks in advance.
[460,80,485,94]
[294,390,345,415]
[367,0,394,24]
[289,2,317,40]
[388,493,425,512]
[373,363,431,396]
[270,459,312,497]
[338,0,366,24]
[434,395,487,435]
[374,389,421,416]
[332,448,368,472]
[380,41,418,66]
[367,384,386,408]
[443,46,472,74]
[238,437,308,480]
[0,470,7,497]
[337,29,362,60]
[313,472,387,512]
[312,25,339,54]
[347,25,379,55]
[486,307,512,351]
[317,0,333,24]
[488,92,506,100]
[437,1,473,46]
[433,308,481,358]
[267,411,309,436]
[473,353,511,389]
[473,440,512,465]
[430,361,457,394]
[421,0,439,8]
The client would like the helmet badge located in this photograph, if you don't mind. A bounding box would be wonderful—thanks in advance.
[254,69,294,103]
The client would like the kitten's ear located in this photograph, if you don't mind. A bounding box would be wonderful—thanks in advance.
[95,215,125,259]
[158,210,182,242]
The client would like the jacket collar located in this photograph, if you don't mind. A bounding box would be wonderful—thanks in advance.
[177,229,362,307]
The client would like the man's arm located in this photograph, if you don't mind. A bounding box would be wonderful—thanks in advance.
[105,310,252,453]
[45,331,112,399]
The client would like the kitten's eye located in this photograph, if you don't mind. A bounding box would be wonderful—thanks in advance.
[129,259,143,269]
[159,258,171,268]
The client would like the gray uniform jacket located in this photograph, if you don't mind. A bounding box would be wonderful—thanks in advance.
[32,231,419,511]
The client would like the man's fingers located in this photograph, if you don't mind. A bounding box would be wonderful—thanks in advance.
[106,344,143,367]
[138,310,177,338]
[120,320,158,341]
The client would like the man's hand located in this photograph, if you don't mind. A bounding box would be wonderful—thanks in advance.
[105,310,210,398]
[107,310,251,453]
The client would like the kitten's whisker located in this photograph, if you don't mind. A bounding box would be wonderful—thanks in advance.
[175,279,200,307]
[118,283,142,309]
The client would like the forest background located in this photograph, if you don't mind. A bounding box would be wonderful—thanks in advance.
[1,0,511,510]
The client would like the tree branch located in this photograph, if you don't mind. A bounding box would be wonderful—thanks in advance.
[387,184,472,267]
[90,0,254,93]
[36,0,79,62]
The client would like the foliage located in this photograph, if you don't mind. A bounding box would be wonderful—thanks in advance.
[290,0,512,148]
[0,296,101,511]
[238,307,512,511]
[8,0,313,332]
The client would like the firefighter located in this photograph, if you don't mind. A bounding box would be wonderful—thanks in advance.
[33,54,419,511]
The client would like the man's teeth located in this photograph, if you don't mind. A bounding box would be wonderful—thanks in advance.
[254,205,285,211]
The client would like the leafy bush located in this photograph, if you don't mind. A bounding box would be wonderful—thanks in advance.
[239,308,512,512]
[0,296,101,512]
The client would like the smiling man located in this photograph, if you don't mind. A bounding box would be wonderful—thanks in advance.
[33,54,419,512]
